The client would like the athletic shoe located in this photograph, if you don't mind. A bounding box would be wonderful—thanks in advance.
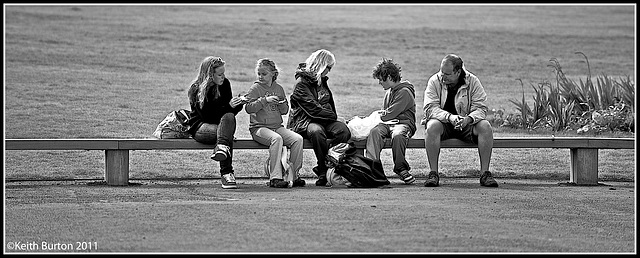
[292,177,306,187]
[424,171,440,187]
[211,144,230,161]
[220,173,238,189]
[312,167,328,186]
[396,170,416,185]
[480,171,498,187]
[269,178,290,188]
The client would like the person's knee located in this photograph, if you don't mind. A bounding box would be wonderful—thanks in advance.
[474,120,493,137]
[271,134,284,145]
[337,124,351,140]
[306,124,325,139]
[221,112,235,120]
[391,132,409,142]
[369,126,384,138]
[425,120,443,137]
[220,112,236,124]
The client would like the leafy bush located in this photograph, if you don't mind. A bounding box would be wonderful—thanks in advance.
[575,100,634,134]
[500,52,635,134]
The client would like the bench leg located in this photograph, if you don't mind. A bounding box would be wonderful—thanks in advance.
[570,148,598,186]
[105,150,129,186]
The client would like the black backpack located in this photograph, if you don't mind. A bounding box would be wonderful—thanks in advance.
[327,143,390,188]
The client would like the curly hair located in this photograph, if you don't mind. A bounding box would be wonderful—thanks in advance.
[372,58,401,83]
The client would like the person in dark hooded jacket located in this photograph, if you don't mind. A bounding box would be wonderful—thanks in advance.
[287,49,351,186]
[365,58,417,185]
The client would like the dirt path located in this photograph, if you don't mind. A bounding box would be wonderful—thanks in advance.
[4,178,635,253]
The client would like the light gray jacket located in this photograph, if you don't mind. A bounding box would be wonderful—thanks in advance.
[421,68,488,126]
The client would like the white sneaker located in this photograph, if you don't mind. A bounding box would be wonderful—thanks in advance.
[221,173,238,189]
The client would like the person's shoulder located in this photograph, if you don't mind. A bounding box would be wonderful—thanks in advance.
[426,72,440,84]
[272,81,284,89]
[464,68,479,78]
[248,81,261,90]
[294,76,311,87]
[397,82,416,98]
[399,80,414,86]
[187,82,197,91]
[187,83,199,95]
[464,69,482,83]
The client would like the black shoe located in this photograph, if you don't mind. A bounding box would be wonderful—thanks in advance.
[312,167,328,186]
[424,171,440,187]
[315,177,328,186]
[269,178,290,188]
[480,171,498,187]
[292,178,306,187]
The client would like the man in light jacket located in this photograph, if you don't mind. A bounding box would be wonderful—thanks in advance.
[421,54,497,187]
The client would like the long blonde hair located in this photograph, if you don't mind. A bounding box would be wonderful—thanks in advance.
[304,49,335,86]
[192,56,225,108]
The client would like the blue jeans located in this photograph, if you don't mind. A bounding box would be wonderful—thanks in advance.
[365,123,414,173]
[303,121,351,173]
[250,126,304,180]
[192,112,236,175]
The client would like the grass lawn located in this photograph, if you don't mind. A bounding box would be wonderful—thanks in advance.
[3,4,636,182]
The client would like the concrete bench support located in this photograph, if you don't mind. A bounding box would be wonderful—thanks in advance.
[570,148,599,186]
[106,149,129,186]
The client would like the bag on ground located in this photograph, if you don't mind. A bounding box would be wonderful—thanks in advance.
[325,142,390,188]
[152,109,192,139]
[263,146,295,183]
[347,110,383,141]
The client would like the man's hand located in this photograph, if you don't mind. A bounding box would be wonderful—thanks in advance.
[449,114,462,125]
[454,116,472,130]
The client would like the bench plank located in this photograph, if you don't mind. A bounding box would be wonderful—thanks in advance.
[5,139,120,150]
[6,137,634,150]
[119,137,635,149]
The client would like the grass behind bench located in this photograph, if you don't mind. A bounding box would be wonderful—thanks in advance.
[5,148,635,182]
[4,5,635,182]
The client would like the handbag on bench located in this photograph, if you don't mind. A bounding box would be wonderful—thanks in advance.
[152,109,192,139]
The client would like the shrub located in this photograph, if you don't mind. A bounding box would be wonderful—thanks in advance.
[504,52,635,134]
[508,79,548,130]
[576,100,634,135]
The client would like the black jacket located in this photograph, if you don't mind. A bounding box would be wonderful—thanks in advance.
[286,63,338,135]
[186,78,243,135]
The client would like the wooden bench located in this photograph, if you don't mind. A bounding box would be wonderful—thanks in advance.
[5,137,634,186]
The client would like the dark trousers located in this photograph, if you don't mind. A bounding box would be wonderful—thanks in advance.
[192,112,236,175]
[303,121,351,174]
